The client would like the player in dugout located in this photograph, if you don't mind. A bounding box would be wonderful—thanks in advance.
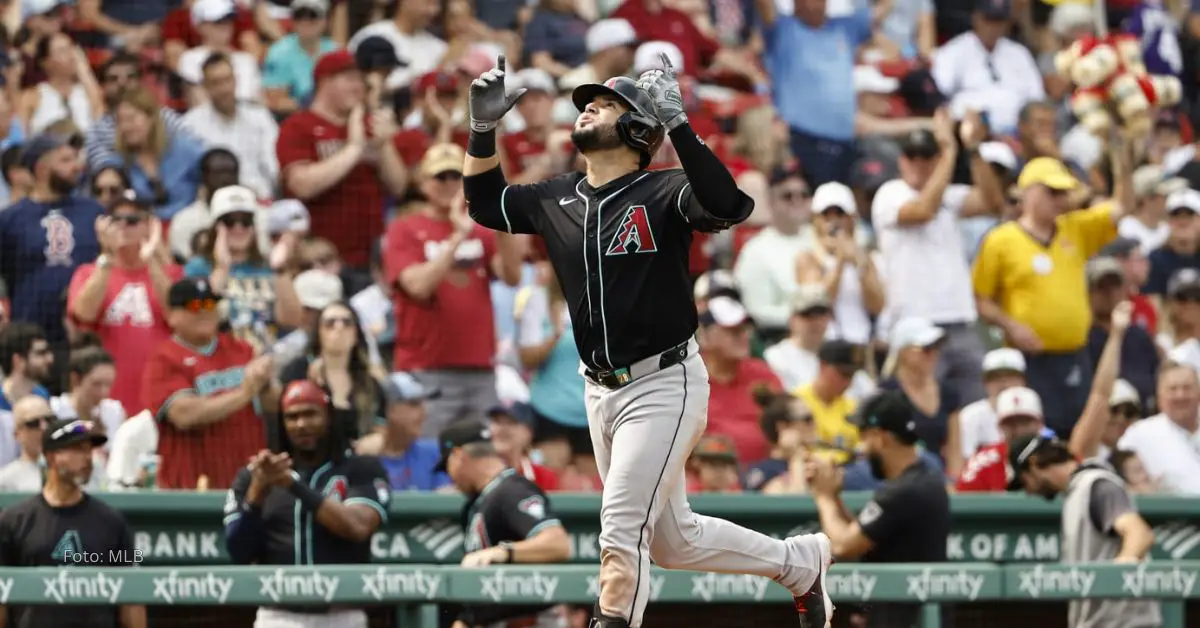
[223,379,391,628]
[437,418,572,628]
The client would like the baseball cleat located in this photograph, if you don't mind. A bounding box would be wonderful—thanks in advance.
[793,533,834,628]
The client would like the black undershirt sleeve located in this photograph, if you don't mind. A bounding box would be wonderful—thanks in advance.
[669,123,754,228]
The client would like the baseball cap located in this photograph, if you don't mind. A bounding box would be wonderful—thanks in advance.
[293,269,343,310]
[889,316,945,349]
[434,419,492,472]
[1168,268,1200,299]
[19,132,80,170]
[634,41,684,75]
[382,372,441,405]
[313,50,358,85]
[43,418,107,453]
[1132,165,1189,200]
[266,199,311,235]
[355,35,405,72]
[900,129,939,159]
[975,0,1012,20]
[291,0,329,17]
[792,284,832,315]
[699,296,750,328]
[414,70,459,95]
[851,391,919,445]
[1017,157,1078,191]
[979,141,1018,172]
[281,380,329,413]
[191,0,236,26]
[167,277,221,310]
[110,189,154,213]
[488,401,535,428]
[1110,378,1140,408]
[1165,188,1200,215]
[693,270,739,301]
[1085,256,1124,285]
[853,65,899,94]
[981,348,1025,375]
[586,19,638,55]
[995,386,1044,422]
[817,339,864,372]
[419,143,465,179]
[1008,431,1064,476]
[209,185,260,221]
[1099,237,1139,259]
[691,434,738,463]
[811,182,857,215]
[849,156,897,194]
[512,68,556,95]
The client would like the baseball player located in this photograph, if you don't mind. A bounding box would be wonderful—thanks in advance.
[461,54,833,628]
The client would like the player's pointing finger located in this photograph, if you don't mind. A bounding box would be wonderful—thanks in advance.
[497,54,507,74]
[659,53,673,71]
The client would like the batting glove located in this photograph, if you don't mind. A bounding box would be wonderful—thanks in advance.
[469,54,527,133]
[635,53,688,132]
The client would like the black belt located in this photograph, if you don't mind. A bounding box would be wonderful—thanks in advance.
[584,340,690,390]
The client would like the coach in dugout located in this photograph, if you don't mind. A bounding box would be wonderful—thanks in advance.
[224,379,390,628]
[436,419,572,628]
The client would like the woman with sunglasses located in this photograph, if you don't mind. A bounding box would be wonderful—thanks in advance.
[795,182,884,347]
[67,191,180,416]
[89,165,130,210]
[280,302,384,440]
[48,347,125,461]
[185,185,303,354]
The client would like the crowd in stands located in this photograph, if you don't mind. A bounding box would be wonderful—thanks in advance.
[0,0,1195,502]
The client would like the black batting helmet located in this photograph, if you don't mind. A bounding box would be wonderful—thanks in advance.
[571,76,665,170]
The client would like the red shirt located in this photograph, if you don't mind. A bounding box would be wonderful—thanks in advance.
[392,128,434,168]
[517,457,560,493]
[162,6,257,50]
[1131,293,1157,335]
[384,212,498,370]
[502,131,548,176]
[706,358,782,464]
[67,262,183,415]
[141,334,266,489]
[277,110,384,267]
[956,442,1010,492]
[610,0,720,74]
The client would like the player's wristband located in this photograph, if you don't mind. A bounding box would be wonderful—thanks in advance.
[467,127,496,158]
[288,476,325,511]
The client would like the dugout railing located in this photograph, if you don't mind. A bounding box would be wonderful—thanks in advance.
[9,562,1200,628]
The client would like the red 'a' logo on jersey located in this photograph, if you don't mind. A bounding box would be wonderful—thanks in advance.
[606,205,658,256]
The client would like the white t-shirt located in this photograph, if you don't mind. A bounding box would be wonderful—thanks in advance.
[957,398,1003,460]
[761,340,877,402]
[871,178,977,327]
[177,48,263,102]
[105,411,158,491]
[1118,216,1169,254]
[732,227,814,330]
[1117,413,1200,495]
[1166,338,1200,373]
[50,394,126,446]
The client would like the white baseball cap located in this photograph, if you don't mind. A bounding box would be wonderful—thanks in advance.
[291,0,329,16]
[979,142,1018,172]
[209,185,260,220]
[634,41,684,75]
[1166,188,1200,214]
[981,348,1026,375]
[1109,379,1141,408]
[266,199,310,235]
[852,65,898,94]
[191,0,237,26]
[293,269,343,310]
[512,68,556,95]
[881,317,944,378]
[586,19,638,55]
[701,296,749,328]
[995,386,1044,422]
[811,182,858,215]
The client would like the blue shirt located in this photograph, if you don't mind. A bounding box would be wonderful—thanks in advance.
[0,196,104,343]
[262,35,338,105]
[122,134,204,220]
[1145,246,1200,295]
[380,439,452,491]
[762,11,870,141]
[0,386,50,411]
[184,258,278,352]
[1123,1,1183,77]
[743,458,787,492]
[522,10,591,68]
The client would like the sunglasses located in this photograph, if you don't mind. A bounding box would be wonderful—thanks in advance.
[798,307,831,318]
[218,213,255,229]
[110,213,144,226]
[321,316,354,329]
[183,298,219,313]
[1169,208,1197,217]
[1173,292,1200,303]
[312,256,337,267]
[94,185,124,197]
[22,415,54,429]
[434,171,463,183]
[778,189,811,202]
[293,8,321,20]
[1111,404,1140,420]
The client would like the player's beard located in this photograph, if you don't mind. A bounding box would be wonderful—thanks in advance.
[56,462,93,489]
[571,122,625,153]
[867,452,887,481]
[48,172,77,196]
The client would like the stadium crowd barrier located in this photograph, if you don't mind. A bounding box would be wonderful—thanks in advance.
[7,562,1199,628]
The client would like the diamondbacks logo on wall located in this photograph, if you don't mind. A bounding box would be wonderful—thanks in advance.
[606,206,658,255]
[51,530,83,562]
[517,496,546,520]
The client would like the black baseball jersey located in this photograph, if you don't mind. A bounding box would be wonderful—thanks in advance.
[224,454,391,566]
[0,494,137,628]
[475,168,745,371]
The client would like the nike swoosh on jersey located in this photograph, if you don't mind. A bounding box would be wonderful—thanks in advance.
[558,198,576,206]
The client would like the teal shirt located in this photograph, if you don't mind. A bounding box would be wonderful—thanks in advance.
[262,35,338,104]
[183,257,278,352]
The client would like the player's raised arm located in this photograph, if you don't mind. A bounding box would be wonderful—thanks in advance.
[637,55,754,232]
[462,55,540,235]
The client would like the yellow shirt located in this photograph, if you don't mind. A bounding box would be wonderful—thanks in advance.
[971,203,1117,352]
[793,384,859,464]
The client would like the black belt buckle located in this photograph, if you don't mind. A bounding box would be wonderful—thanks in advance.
[592,367,632,389]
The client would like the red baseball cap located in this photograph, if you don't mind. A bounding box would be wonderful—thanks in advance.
[414,70,459,95]
[312,50,358,85]
[281,380,328,412]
